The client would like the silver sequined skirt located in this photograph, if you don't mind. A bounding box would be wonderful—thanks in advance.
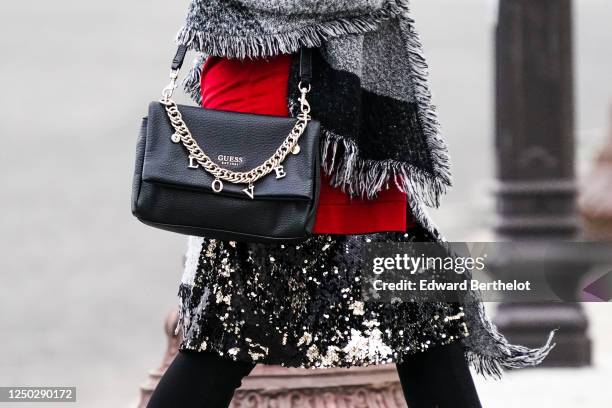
[176,230,470,368]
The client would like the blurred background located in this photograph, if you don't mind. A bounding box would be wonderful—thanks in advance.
[0,0,611,407]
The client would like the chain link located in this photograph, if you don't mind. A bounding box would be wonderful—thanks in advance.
[161,85,311,186]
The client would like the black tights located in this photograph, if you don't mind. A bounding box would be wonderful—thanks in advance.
[147,342,481,408]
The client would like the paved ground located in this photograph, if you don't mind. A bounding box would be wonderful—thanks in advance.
[0,1,611,407]
[475,303,612,407]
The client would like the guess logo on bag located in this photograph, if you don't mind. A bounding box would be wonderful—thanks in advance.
[186,154,246,170]
[217,154,244,167]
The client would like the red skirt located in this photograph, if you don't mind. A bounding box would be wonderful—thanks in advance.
[200,55,410,234]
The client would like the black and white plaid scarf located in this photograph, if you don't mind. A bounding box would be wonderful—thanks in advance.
[174,0,557,377]
[177,0,451,241]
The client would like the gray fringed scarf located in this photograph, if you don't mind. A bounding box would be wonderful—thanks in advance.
[175,0,556,377]
[177,0,451,241]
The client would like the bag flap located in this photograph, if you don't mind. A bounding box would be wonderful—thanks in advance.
[142,102,320,200]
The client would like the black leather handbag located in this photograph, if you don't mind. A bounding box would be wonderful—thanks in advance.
[132,46,321,243]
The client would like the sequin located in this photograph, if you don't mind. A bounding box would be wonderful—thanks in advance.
[177,233,470,368]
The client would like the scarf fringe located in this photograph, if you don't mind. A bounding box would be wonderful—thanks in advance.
[464,300,557,378]
[398,0,453,207]
[176,281,211,342]
[407,195,445,241]
[175,283,192,336]
[175,236,206,336]
[320,130,449,209]
[176,3,408,60]
[182,53,207,106]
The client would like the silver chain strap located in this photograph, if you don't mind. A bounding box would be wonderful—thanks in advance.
[159,70,312,196]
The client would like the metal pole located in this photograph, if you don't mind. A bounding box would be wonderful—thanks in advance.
[493,0,591,366]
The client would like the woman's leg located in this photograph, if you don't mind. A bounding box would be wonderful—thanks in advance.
[396,342,482,408]
[147,350,256,408]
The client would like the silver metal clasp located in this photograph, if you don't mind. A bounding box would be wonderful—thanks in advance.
[297,82,311,121]
[161,70,179,102]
